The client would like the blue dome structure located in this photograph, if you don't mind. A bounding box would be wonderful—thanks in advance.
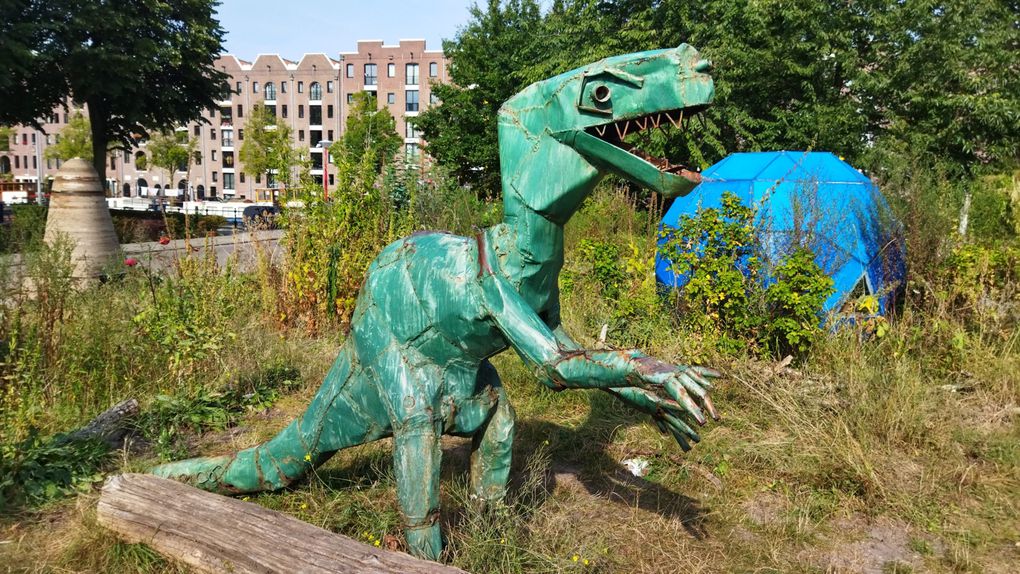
[655,151,905,316]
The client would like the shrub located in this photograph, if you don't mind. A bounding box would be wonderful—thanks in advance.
[659,191,833,356]
[0,429,109,510]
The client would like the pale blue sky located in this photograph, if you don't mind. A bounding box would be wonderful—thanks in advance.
[215,0,479,59]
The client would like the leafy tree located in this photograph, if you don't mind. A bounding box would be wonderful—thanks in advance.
[148,129,196,198]
[239,104,296,189]
[0,0,229,183]
[413,0,545,194]
[340,92,401,170]
[422,0,1018,193]
[0,126,13,152]
[43,111,93,161]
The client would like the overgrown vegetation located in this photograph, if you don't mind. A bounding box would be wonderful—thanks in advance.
[2,2,1018,572]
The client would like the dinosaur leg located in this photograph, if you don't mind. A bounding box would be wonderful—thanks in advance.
[466,361,516,503]
[374,344,445,560]
[152,345,389,494]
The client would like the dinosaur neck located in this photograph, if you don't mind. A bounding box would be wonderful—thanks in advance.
[487,174,600,313]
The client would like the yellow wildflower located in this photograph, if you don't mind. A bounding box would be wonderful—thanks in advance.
[374,540,381,547]
[300,502,308,510]
[304,453,312,462]
[572,554,580,562]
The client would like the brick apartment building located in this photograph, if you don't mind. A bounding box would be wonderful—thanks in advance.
[0,39,448,201]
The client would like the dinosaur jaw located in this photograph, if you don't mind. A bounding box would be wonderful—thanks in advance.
[555,104,709,198]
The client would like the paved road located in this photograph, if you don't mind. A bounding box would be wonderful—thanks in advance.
[1,229,285,286]
[123,229,285,274]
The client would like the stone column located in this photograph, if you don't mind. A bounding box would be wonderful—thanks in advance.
[43,157,121,280]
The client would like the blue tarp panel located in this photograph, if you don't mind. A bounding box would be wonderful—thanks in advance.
[655,151,906,315]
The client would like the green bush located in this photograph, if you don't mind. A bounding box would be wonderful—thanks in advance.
[659,191,833,356]
[0,204,48,254]
[0,429,109,510]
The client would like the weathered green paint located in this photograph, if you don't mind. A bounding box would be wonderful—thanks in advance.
[152,45,719,560]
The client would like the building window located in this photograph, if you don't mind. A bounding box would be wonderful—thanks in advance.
[364,63,377,85]
[211,150,217,161]
[281,81,287,94]
[406,63,419,85]
[32,156,36,169]
[253,81,259,93]
[14,156,18,169]
[237,104,243,118]
[238,128,244,140]
[327,130,333,140]
[194,125,201,136]
[299,105,304,119]
[235,81,241,94]
[309,82,322,100]
[327,80,334,93]
[210,128,216,140]
[193,151,201,165]
[406,121,420,139]
[346,63,354,78]
[299,130,305,142]
[298,81,304,93]
[405,142,419,158]
[327,105,334,119]
[264,82,276,100]
[240,172,245,183]
[388,62,396,77]
[212,171,218,183]
[223,151,234,167]
[430,92,439,105]
[429,62,438,77]
[310,106,322,124]
[347,94,354,104]
[282,104,288,118]
[405,90,419,112]
[223,172,234,190]
[387,92,396,105]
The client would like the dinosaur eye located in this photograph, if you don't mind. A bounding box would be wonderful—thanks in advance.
[592,84,611,103]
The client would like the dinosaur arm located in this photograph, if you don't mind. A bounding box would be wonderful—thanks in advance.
[480,273,710,420]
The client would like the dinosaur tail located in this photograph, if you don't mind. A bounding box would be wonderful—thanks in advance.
[151,344,389,495]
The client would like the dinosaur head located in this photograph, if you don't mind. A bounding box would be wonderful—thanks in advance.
[498,45,714,223]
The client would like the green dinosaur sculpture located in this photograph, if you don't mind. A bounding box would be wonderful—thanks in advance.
[152,45,719,560]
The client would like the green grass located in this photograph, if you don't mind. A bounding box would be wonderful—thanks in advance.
[1,185,1018,573]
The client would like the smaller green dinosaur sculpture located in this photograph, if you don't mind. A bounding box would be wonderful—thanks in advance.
[153,45,719,560]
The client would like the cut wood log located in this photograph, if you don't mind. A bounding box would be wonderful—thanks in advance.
[97,474,468,574]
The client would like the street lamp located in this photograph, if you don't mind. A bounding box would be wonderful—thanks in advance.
[317,139,332,201]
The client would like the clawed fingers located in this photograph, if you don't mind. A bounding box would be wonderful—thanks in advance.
[661,412,700,451]
[663,378,707,425]
[677,371,720,421]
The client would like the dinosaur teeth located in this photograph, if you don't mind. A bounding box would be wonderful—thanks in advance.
[615,120,630,140]
[595,125,607,137]
[634,117,648,131]
[650,114,661,129]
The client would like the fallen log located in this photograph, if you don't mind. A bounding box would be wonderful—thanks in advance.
[97,474,468,574]
[63,398,139,448]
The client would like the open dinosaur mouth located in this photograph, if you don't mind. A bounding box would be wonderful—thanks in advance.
[584,104,709,182]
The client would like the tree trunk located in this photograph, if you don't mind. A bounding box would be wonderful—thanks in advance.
[86,98,108,184]
[97,474,469,574]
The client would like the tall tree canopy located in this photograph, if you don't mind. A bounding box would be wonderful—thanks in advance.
[239,104,296,189]
[340,92,402,169]
[0,0,229,182]
[416,0,1019,195]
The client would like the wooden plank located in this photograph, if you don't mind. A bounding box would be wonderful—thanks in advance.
[97,473,468,574]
